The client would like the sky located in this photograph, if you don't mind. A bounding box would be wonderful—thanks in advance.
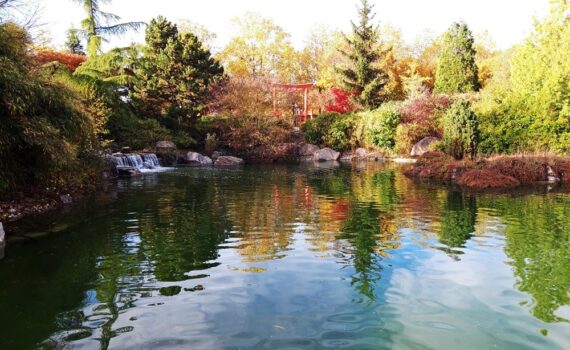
[38,0,550,52]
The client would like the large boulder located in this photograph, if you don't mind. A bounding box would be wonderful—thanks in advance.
[355,148,367,158]
[155,141,177,152]
[314,148,340,162]
[0,222,5,246]
[211,151,225,161]
[116,166,141,177]
[215,156,244,166]
[411,137,440,157]
[299,143,320,156]
[186,152,213,165]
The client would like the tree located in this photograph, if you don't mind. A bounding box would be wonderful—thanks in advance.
[72,0,145,57]
[434,22,480,94]
[0,22,106,195]
[301,25,346,88]
[338,0,387,109]
[474,0,570,153]
[509,0,570,150]
[177,19,217,51]
[217,12,298,81]
[65,27,84,55]
[133,17,224,130]
[442,99,479,159]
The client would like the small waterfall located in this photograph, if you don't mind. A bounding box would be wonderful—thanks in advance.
[111,153,163,171]
[143,153,161,169]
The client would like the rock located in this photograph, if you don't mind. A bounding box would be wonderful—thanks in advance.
[314,148,340,162]
[116,166,142,177]
[186,152,213,165]
[121,146,131,153]
[60,194,73,205]
[299,144,320,156]
[0,222,5,259]
[355,148,367,158]
[215,156,244,166]
[547,166,560,183]
[411,137,440,157]
[0,222,5,245]
[155,141,177,152]
[340,151,353,161]
[211,151,225,161]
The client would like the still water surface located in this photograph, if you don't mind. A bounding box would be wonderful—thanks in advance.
[1,163,570,349]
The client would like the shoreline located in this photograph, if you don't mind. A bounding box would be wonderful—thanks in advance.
[5,151,568,234]
[405,152,570,190]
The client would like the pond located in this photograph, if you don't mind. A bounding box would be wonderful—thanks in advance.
[1,163,570,349]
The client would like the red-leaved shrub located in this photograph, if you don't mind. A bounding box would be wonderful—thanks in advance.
[400,94,450,129]
[33,50,86,72]
[325,87,355,114]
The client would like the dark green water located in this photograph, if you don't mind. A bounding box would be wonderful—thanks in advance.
[1,163,570,349]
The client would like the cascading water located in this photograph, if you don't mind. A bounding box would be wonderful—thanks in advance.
[112,153,164,172]
[142,153,161,169]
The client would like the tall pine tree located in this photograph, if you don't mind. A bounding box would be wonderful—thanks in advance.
[339,0,387,109]
[434,22,480,94]
[133,17,224,129]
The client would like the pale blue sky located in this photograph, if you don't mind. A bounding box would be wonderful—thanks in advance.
[39,0,549,51]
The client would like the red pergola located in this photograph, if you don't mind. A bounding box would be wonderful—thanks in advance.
[272,83,315,125]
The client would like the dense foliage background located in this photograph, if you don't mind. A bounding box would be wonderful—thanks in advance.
[1,0,570,196]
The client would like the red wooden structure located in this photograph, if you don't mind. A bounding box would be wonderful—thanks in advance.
[272,83,315,125]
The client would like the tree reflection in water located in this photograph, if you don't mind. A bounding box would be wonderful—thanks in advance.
[1,164,570,349]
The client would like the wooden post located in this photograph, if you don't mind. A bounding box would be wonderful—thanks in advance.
[303,88,308,124]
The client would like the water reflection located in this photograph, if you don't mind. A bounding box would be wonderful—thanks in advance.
[0,163,569,349]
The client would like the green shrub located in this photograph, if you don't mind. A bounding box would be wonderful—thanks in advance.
[302,112,339,146]
[0,23,104,196]
[361,103,401,150]
[327,115,357,150]
[106,113,171,150]
[303,105,401,152]
[442,99,479,159]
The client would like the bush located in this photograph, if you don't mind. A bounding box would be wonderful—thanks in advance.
[106,113,171,150]
[302,112,357,151]
[225,117,294,155]
[302,112,338,146]
[361,103,401,150]
[33,50,87,72]
[0,23,102,196]
[325,87,355,114]
[442,99,479,160]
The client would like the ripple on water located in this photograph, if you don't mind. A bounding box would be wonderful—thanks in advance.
[2,164,570,350]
